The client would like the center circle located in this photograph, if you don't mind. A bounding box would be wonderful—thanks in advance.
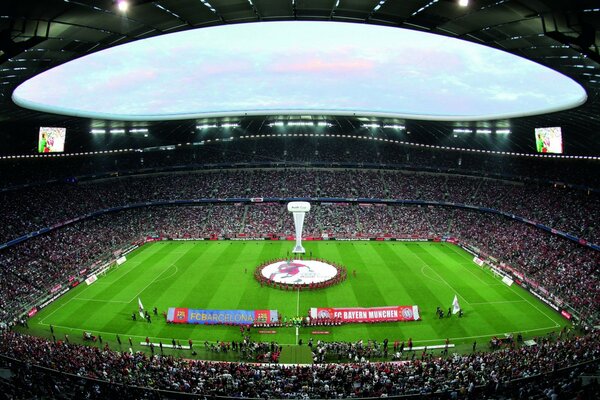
[260,260,340,286]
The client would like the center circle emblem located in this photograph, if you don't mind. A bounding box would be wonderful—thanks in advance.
[256,259,346,289]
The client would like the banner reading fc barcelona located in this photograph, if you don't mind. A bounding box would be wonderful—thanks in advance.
[309,306,420,323]
[167,308,279,325]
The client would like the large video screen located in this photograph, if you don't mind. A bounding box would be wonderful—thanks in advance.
[38,127,66,153]
[535,127,563,154]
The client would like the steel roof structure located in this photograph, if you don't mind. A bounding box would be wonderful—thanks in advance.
[1,0,599,154]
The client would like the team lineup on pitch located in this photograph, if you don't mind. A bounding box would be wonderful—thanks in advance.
[23,240,567,362]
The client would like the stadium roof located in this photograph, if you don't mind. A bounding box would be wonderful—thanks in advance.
[1,0,600,154]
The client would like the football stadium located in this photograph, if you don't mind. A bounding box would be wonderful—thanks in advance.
[1,1,599,399]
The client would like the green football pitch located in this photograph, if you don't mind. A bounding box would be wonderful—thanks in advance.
[24,240,568,362]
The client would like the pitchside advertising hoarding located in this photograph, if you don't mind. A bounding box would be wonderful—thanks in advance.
[310,306,420,323]
[167,308,279,325]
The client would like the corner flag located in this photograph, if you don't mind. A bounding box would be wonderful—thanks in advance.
[452,295,461,314]
[138,297,145,319]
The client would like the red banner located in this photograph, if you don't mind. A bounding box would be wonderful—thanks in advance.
[310,306,420,323]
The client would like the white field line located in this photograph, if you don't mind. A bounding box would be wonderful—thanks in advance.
[420,265,444,284]
[40,247,182,323]
[72,298,129,304]
[419,264,471,305]
[469,300,527,305]
[37,322,303,346]
[37,322,560,349]
[39,298,75,325]
[296,289,300,345]
[127,264,179,303]
[417,325,560,344]
[507,283,561,328]
[458,262,492,285]
[100,261,146,284]
[40,271,107,324]
[71,265,178,305]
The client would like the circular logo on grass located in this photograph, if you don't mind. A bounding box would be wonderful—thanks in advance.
[261,260,338,285]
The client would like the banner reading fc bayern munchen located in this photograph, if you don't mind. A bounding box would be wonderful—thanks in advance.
[310,306,420,323]
[167,308,279,325]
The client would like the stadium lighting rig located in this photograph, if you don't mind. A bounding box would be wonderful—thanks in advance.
[287,121,314,126]
[383,124,406,130]
[196,123,238,129]
[116,0,129,12]
[362,123,381,129]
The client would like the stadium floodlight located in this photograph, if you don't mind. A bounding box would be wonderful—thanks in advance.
[90,129,106,134]
[383,124,405,129]
[288,121,314,126]
[362,123,381,128]
[109,129,126,134]
[317,121,332,127]
[453,128,472,133]
[495,129,511,134]
[268,122,285,127]
[116,0,129,12]
[458,0,469,6]
[220,123,239,128]
[287,201,311,254]
[196,124,218,129]
[476,129,492,134]
[129,128,148,133]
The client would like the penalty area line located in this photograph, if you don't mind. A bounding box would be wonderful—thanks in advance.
[469,300,527,305]
[39,273,107,325]
[420,264,471,305]
[128,264,179,303]
[411,250,471,305]
[506,282,561,328]
[72,298,129,304]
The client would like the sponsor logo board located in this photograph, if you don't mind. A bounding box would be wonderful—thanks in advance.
[167,308,278,325]
[310,306,420,323]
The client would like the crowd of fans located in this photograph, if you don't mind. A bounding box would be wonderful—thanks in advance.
[0,201,598,329]
[0,168,598,245]
[2,136,599,189]
[0,163,598,397]
[201,338,281,363]
[0,198,599,326]
[0,330,598,398]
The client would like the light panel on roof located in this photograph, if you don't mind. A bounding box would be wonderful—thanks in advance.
[12,21,587,121]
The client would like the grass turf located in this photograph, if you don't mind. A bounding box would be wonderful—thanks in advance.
[23,241,569,361]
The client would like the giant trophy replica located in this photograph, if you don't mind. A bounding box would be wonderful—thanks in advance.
[287,201,311,254]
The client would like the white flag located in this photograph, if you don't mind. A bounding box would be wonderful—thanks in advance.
[452,295,460,314]
[138,297,145,319]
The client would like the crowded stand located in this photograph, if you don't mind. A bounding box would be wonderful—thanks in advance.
[0,168,598,245]
[0,329,598,398]
[1,137,599,189]
[0,202,598,328]
[0,165,598,398]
